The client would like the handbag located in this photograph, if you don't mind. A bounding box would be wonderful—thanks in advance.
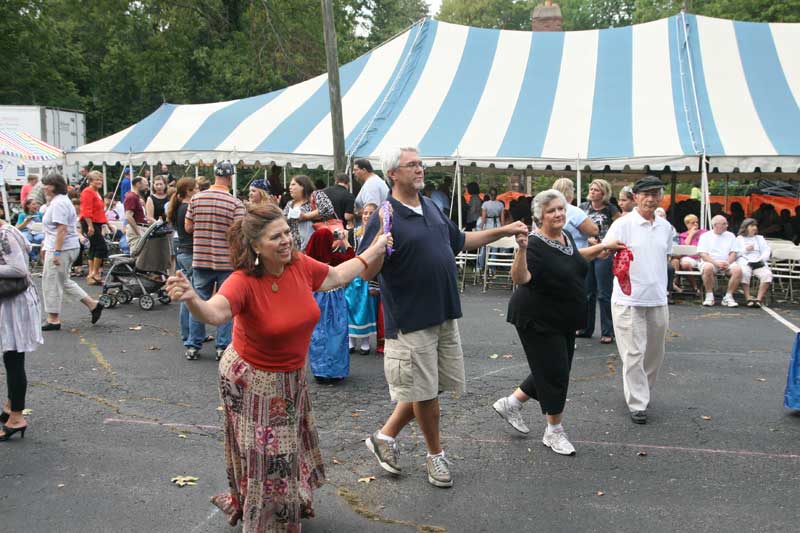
[0,277,29,299]
[310,192,346,248]
[748,260,765,270]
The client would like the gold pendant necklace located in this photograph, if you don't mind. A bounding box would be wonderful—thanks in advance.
[271,282,279,293]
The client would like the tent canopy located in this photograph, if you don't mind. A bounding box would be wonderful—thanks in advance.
[67,14,800,173]
[1,129,64,164]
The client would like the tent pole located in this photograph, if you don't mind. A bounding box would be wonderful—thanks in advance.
[724,174,729,212]
[102,163,107,196]
[576,156,582,206]
[195,165,199,179]
[0,181,10,223]
[456,160,463,229]
[669,172,677,223]
[283,166,288,189]
[233,164,238,199]
[149,163,154,190]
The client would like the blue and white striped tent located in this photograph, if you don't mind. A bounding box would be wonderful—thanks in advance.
[67,14,800,173]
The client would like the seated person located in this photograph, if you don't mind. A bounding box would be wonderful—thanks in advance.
[15,198,44,261]
[671,213,706,293]
[696,215,742,307]
[736,218,772,308]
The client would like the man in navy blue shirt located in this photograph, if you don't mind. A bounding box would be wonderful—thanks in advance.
[360,146,527,488]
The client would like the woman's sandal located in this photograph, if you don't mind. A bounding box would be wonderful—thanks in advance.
[600,336,614,344]
[753,300,762,308]
[0,412,8,424]
[0,423,27,441]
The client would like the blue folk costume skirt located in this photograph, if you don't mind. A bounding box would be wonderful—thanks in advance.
[344,276,377,339]
[309,288,350,379]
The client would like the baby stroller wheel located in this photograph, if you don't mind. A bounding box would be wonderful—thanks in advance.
[118,289,133,305]
[139,294,155,310]
[158,291,171,305]
[98,294,115,309]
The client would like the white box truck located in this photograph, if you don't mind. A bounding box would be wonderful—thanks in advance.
[0,105,86,187]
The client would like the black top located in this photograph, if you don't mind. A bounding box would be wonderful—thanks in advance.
[175,202,193,254]
[322,184,355,221]
[359,194,465,339]
[151,195,169,221]
[580,202,619,240]
[507,231,589,334]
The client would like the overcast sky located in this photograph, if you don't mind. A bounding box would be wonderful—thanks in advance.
[428,0,442,17]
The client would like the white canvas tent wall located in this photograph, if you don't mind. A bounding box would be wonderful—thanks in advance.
[67,14,800,225]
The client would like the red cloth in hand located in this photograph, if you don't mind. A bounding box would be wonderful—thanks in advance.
[305,227,354,266]
[612,246,634,295]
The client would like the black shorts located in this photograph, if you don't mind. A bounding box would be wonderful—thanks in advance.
[84,221,109,260]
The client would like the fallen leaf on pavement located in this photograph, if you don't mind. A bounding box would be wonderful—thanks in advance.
[755,378,767,382]
[357,476,376,484]
[178,434,187,439]
[637,451,648,457]
[57,483,65,488]
[147,346,160,351]
[22,408,33,415]
[332,458,342,465]
[216,406,224,411]
[351,412,360,417]
[701,415,712,421]
[501,354,513,359]
[171,475,198,487]
[129,326,143,331]
[596,491,605,496]
[489,354,499,359]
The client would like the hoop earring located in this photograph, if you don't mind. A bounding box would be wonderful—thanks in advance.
[255,252,260,266]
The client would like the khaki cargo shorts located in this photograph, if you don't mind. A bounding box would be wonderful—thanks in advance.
[383,319,466,402]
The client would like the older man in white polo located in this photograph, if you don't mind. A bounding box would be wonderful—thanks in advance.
[604,176,673,425]
[696,215,742,307]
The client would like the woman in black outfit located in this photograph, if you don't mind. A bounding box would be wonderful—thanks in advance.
[146,175,170,222]
[492,189,620,456]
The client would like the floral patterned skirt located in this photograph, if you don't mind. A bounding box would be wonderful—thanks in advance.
[212,346,326,532]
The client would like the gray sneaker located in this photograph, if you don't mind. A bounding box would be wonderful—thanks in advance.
[542,429,576,456]
[492,397,530,434]
[365,432,401,475]
[426,452,453,488]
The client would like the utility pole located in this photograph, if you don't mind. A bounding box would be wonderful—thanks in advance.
[321,0,346,173]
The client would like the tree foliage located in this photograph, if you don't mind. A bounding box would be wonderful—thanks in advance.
[437,0,536,30]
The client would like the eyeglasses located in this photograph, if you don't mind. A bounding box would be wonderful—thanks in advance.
[397,161,425,170]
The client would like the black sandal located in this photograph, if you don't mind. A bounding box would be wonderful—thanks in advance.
[753,300,762,308]
[746,300,756,307]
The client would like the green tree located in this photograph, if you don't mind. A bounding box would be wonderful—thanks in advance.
[365,0,430,48]
[437,0,536,30]
[559,0,636,30]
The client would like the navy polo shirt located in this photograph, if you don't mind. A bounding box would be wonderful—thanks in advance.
[359,193,466,339]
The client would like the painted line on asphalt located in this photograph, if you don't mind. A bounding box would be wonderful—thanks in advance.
[190,508,221,533]
[104,417,221,431]
[762,305,800,334]
[318,428,800,460]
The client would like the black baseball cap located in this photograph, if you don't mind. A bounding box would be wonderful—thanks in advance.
[632,176,665,193]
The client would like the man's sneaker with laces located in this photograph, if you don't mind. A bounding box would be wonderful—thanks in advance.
[702,295,715,306]
[492,397,530,434]
[426,452,453,488]
[721,295,738,307]
[365,432,401,475]
[185,347,199,360]
[542,429,576,456]
[216,347,225,361]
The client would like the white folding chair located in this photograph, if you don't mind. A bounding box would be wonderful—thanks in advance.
[482,236,518,292]
[455,250,480,293]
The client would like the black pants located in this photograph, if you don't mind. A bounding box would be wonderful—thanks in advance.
[3,351,26,412]
[516,327,575,415]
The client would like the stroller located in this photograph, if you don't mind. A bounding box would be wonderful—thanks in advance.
[98,220,173,310]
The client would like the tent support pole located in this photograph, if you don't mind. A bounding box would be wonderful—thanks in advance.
[724,174,729,212]
[576,156,582,206]
[233,165,238,199]
[195,165,199,179]
[669,172,677,223]
[102,163,107,196]
[456,160,463,229]
[149,163,154,189]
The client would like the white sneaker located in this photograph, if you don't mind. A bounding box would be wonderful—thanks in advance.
[721,295,738,307]
[542,429,576,456]
[702,295,714,306]
[492,397,530,434]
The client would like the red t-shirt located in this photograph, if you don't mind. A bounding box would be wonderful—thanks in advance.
[79,187,108,224]
[123,191,147,225]
[218,253,330,372]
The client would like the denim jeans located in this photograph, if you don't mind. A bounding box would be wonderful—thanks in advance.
[175,253,193,342]
[582,256,614,338]
[186,267,233,350]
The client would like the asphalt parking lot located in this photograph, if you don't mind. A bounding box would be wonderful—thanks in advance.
[2,279,799,532]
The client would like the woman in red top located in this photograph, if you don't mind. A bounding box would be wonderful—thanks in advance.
[166,204,392,531]
[79,171,109,284]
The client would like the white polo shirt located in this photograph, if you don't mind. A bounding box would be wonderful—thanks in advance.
[696,230,740,262]
[604,208,673,307]
[355,174,389,212]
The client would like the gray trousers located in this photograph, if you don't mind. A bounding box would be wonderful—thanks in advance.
[42,247,88,314]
